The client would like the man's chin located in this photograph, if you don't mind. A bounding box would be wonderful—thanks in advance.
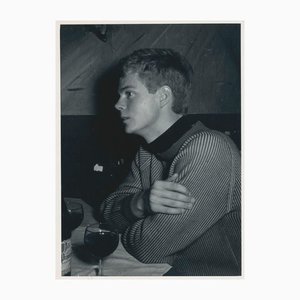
[124,126,134,134]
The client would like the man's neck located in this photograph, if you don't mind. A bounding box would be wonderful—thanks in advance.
[143,114,183,143]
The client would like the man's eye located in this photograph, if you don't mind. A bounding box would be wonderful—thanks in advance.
[125,91,135,98]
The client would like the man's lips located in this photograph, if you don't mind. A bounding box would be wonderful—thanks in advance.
[121,116,130,123]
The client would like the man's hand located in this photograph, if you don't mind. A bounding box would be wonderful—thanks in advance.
[148,173,195,214]
[131,174,195,218]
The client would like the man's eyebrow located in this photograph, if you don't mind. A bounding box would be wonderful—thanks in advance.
[118,85,135,93]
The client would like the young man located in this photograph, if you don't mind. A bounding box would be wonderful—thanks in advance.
[101,48,241,276]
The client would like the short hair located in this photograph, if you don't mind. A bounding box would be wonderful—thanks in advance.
[119,48,193,114]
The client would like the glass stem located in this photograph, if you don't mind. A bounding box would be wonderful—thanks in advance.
[98,258,102,276]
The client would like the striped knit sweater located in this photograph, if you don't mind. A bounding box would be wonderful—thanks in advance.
[102,116,241,276]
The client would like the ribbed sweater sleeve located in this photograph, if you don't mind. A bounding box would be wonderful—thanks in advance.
[121,132,239,264]
[102,153,143,231]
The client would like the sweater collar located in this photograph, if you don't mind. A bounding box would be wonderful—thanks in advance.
[142,115,197,154]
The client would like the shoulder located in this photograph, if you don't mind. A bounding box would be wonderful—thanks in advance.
[178,126,240,160]
[181,126,226,149]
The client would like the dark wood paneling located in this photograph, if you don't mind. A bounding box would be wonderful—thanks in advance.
[60,24,241,115]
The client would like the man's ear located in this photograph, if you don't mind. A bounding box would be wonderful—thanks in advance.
[158,86,172,108]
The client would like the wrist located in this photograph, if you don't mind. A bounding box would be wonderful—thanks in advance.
[131,191,145,218]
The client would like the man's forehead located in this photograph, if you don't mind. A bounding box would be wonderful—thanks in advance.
[119,72,143,90]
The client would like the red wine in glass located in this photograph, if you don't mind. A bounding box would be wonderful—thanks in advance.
[66,201,84,231]
[84,223,119,276]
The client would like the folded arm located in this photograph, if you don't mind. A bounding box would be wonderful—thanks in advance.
[121,133,237,263]
[101,152,194,231]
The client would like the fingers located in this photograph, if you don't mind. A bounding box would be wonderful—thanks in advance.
[166,173,178,182]
[151,196,194,210]
[149,175,196,215]
[154,180,189,195]
[151,189,193,203]
[149,190,196,214]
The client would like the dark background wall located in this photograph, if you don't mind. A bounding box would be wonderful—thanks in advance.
[60,24,241,208]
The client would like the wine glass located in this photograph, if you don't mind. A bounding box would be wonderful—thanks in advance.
[84,223,119,276]
[66,201,84,231]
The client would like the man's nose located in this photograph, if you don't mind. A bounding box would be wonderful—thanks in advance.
[115,97,126,111]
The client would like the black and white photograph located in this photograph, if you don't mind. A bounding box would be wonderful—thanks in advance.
[2,0,300,299]
[60,23,241,277]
